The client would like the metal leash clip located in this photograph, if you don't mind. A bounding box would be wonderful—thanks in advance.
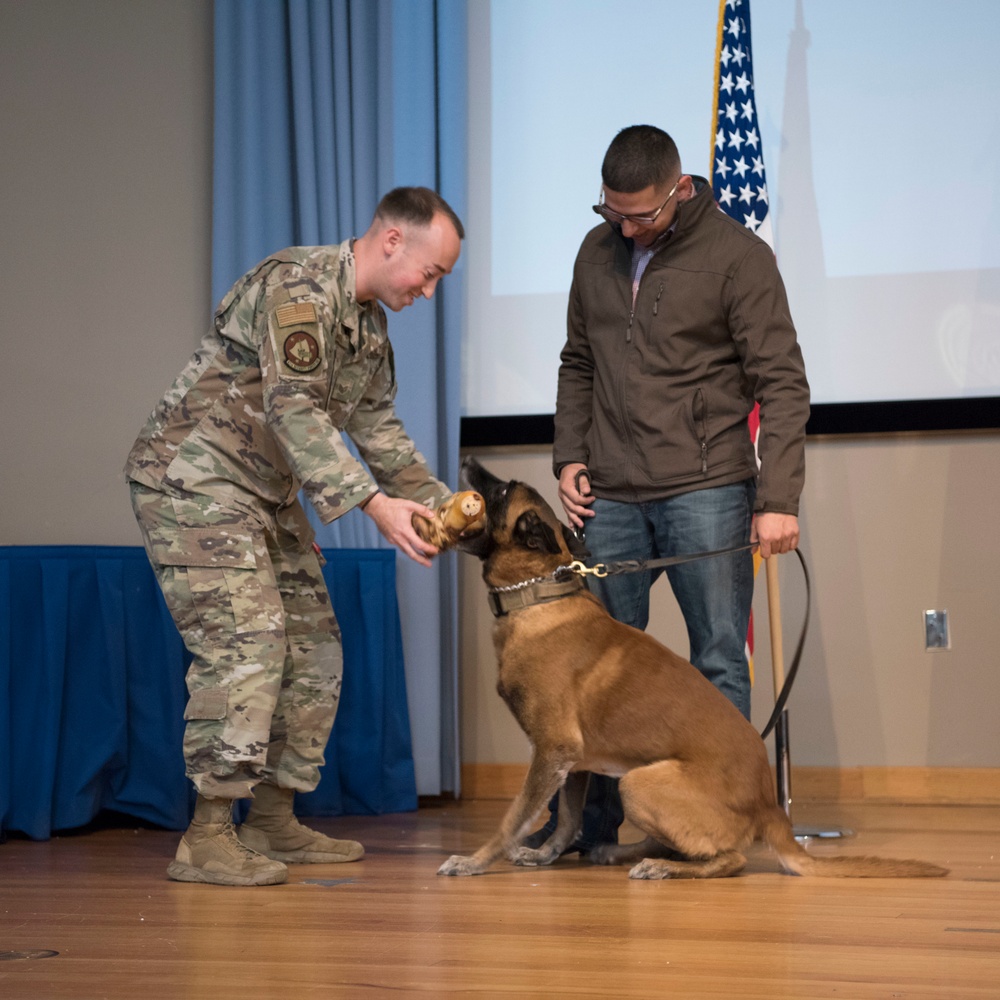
[565,560,608,578]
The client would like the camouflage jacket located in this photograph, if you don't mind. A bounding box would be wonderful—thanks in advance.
[125,240,448,531]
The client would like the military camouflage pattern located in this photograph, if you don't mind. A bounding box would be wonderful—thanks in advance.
[124,239,450,530]
[125,239,451,797]
[131,482,343,798]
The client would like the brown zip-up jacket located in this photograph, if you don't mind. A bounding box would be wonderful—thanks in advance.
[554,177,809,515]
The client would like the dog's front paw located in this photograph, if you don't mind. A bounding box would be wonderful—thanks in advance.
[628,858,672,880]
[437,854,485,876]
[511,845,556,867]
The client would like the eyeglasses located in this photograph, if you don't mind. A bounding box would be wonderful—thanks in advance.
[593,179,681,226]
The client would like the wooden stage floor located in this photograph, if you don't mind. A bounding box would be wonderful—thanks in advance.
[2,799,998,999]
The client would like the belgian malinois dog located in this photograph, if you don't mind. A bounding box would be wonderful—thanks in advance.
[438,458,947,880]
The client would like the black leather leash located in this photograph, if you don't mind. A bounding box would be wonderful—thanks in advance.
[757,548,809,740]
[557,540,759,578]
[557,543,810,742]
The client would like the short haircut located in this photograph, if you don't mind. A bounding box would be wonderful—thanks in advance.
[375,186,465,240]
[601,125,681,193]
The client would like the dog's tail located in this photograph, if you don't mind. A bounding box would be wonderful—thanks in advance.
[762,807,948,878]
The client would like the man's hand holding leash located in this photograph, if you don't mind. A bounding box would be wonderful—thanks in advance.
[558,463,595,529]
[751,512,800,559]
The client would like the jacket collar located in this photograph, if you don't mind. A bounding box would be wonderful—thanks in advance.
[671,175,714,236]
[611,174,713,255]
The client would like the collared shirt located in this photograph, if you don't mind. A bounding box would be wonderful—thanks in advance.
[629,224,676,307]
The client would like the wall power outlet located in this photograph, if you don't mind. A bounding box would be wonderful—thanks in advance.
[924,610,950,650]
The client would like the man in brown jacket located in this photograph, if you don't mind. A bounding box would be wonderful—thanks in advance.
[530,125,809,853]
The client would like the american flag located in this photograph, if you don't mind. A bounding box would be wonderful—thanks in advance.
[710,0,768,679]
[710,0,772,250]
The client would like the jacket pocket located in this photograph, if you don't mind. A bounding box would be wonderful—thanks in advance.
[693,388,708,473]
[625,384,707,487]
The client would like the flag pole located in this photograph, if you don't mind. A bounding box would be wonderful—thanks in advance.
[708,0,795,815]
[767,551,854,839]
[765,556,792,815]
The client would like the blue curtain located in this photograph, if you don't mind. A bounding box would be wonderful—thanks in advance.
[213,0,467,795]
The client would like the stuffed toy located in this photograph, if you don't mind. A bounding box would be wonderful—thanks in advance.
[412,490,485,550]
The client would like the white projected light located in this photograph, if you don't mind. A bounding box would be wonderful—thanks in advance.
[463,0,1000,421]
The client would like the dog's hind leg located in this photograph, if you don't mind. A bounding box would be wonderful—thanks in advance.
[588,837,680,867]
[629,851,746,880]
[617,761,753,880]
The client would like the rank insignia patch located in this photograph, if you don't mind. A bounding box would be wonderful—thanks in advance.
[283,330,322,373]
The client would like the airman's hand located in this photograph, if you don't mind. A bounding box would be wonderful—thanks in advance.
[362,493,439,567]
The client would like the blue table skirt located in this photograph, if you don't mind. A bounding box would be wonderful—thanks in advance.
[0,546,417,840]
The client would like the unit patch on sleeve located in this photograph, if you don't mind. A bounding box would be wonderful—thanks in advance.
[282,330,322,373]
[268,299,326,379]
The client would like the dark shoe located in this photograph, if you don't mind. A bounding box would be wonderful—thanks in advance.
[521,827,591,857]
[521,827,555,850]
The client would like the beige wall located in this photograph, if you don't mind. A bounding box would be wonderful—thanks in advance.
[458,438,1000,770]
[0,0,213,546]
[2,2,997,775]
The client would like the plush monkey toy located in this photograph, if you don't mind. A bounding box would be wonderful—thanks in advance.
[412,491,485,550]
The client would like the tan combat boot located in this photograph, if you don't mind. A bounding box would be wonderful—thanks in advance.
[238,783,364,863]
[167,795,288,886]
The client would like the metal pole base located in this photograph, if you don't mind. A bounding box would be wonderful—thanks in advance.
[775,709,792,815]
[774,710,854,840]
[793,825,855,840]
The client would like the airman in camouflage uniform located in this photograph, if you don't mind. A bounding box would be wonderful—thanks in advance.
[125,187,464,885]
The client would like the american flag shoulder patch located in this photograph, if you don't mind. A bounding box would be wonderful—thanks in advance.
[275,301,318,328]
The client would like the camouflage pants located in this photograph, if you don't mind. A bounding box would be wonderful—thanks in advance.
[129,483,343,800]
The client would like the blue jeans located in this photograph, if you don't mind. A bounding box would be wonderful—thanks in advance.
[586,480,756,719]
[533,480,756,850]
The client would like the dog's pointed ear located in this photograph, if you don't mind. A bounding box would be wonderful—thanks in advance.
[513,510,562,555]
[562,524,590,561]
